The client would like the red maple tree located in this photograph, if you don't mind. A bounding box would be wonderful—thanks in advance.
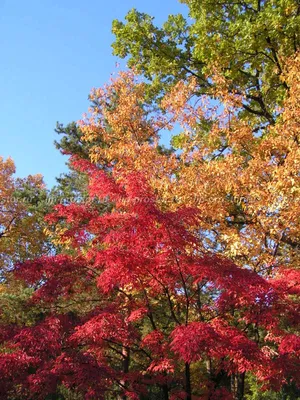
[0,158,299,399]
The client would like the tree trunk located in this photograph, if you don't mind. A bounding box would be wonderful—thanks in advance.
[231,372,245,400]
[162,384,169,400]
[118,347,130,400]
[185,362,192,400]
[236,372,245,400]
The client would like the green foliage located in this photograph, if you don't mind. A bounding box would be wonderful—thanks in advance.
[54,122,90,160]
[112,1,299,124]
[171,132,188,149]
[184,0,299,121]
[0,281,45,326]
[56,385,83,400]
[112,9,204,101]
[245,374,300,400]
[52,122,90,204]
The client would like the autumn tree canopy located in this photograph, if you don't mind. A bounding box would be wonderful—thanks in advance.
[112,0,299,125]
[0,156,49,276]
[0,55,299,398]
[0,1,299,399]
[0,161,299,400]
[78,54,300,274]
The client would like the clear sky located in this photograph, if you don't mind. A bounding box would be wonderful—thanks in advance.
[0,0,187,187]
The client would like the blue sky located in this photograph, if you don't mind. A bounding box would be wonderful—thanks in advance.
[0,0,187,187]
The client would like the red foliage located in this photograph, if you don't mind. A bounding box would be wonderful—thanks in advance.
[0,165,299,399]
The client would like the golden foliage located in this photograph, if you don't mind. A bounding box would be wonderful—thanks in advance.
[78,55,300,272]
[79,71,178,204]
[0,156,48,274]
[162,54,300,271]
